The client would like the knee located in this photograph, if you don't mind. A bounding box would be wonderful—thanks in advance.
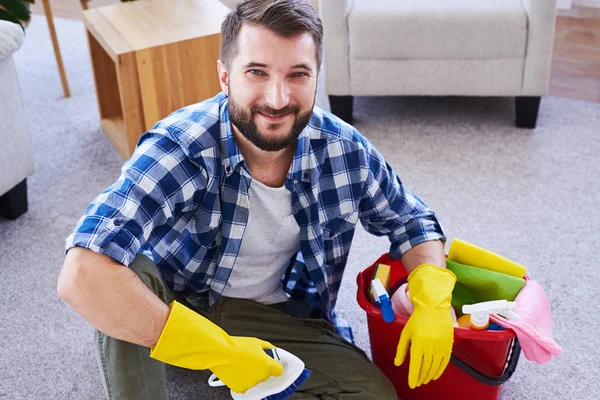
[342,371,397,399]
[298,365,397,399]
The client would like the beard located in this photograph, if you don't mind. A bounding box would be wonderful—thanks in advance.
[227,86,314,152]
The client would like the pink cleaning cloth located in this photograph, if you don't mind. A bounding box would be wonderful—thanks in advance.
[490,279,562,364]
[391,283,414,316]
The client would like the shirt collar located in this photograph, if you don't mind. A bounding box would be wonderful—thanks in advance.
[287,120,320,184]
[219,96,245,176]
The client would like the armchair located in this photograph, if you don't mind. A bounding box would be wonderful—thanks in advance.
[0,21,35,220]
[320,0,558,128]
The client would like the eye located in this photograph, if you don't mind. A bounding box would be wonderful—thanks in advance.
[248,69,265,76]
[291,72,309,78]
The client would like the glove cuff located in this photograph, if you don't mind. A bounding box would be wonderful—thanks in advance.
[409,263,456,281]
[407,264,456,309]
[150,301,235,369]
[150,301,191,360]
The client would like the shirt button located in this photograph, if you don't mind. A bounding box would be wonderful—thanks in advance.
[226,166,232,173]
[114,219,122,226]
[329,231,335,238]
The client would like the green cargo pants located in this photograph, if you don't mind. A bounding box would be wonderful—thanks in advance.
[95,254,397,399]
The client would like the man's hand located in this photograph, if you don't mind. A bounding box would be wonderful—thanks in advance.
[394,264,456,388]
[150,301,283,394]
[211,337,283,394]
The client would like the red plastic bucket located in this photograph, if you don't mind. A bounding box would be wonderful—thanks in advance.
[357,253,521,400]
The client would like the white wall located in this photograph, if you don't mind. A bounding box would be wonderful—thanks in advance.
[557,0,572,8]
[574,0,600,7]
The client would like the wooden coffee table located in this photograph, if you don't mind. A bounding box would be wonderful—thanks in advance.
[83,0,230,159]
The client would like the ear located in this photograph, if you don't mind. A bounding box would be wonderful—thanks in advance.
[217,59,229,95]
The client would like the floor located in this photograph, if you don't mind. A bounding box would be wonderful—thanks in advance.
[551,10,600,103]
[7,13,600,399]
[28,1,600,104]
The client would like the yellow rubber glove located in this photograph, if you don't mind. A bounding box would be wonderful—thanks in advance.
[394,264,457,389]
[150,301,283,394]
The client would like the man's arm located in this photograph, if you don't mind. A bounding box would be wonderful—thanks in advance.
[58,134,207,347]
[58,248,286,394]
[357,140,446,262]
[400,239,446,274]
[57,247,170,348]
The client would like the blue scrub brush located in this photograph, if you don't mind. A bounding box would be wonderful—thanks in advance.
[208,347,311,400]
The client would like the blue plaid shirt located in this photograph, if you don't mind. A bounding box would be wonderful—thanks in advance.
[66,92,445,342]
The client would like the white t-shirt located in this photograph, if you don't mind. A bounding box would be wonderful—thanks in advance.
[220,178,301,304]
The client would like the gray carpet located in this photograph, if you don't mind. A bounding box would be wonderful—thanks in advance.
[1,14,599,400]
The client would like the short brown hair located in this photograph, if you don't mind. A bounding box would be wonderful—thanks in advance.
[220,0,323,68]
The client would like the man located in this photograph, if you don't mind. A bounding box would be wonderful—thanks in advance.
[58,1,456,399]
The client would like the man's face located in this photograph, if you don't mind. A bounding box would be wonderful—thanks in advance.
[218,24,319,152]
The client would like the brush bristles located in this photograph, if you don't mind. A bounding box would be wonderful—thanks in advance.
[263,369,312,400]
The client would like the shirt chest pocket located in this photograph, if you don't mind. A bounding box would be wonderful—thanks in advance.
[193,208,221,249]
[321,211,358,240]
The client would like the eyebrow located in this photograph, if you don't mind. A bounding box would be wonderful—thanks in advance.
[242,62,314,73]
[291,63,314,72]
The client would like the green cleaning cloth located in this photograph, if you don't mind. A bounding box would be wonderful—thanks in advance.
[447,259,526,316]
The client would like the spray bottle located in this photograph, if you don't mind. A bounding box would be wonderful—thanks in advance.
[371,278,396,323]
[460,300,521,330]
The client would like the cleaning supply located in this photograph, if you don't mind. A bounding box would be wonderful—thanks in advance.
[390,282,414,316]
[486,323,506,331]
[371,278,395,323]
[208,347,311,400]
[457,314,472,329]
[369,263,391,302]
[461,300,520,330]
[394,264,457,389]
[448,238,527,278]
[489,279,562,364]
[391,282,459,327]
[457,314,507,330]
[150,301,284,394]
[446,259,526,316]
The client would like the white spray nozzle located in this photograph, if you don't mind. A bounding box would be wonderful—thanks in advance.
[370,279,388,300]
[462,300,520,328]
[462,300,516,316]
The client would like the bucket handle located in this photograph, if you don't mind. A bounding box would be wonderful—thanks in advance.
[450,338,521,386]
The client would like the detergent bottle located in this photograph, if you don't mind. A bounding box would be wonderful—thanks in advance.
[461,300,521,330]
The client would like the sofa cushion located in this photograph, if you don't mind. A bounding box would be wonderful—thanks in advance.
[348,0,527,60]
[0,21,25,64]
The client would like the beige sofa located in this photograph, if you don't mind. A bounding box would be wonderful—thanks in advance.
[320,0,558,128]
[0,21,34,220]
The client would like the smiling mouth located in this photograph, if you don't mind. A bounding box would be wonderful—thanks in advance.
[258,112,291,120]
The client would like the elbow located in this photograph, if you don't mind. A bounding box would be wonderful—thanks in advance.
[57,248,89,304]
[57,258,80,304]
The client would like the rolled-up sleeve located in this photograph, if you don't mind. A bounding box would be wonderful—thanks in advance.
[65,132,206,266]
[358,145,445,260]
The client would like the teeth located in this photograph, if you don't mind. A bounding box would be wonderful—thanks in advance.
[261,112,285,118]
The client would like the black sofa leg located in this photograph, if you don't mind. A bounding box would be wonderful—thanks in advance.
[0,179,28,220]
[329,95,354,124]
[515,96,541,129]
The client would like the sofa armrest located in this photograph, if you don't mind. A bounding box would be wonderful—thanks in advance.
[519,0,557,95]
[0,55,35,196]
[0,22,34,196]
[320,0,353,96]
[0,21,25,64]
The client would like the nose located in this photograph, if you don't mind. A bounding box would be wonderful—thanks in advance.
[264,78,290,111]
